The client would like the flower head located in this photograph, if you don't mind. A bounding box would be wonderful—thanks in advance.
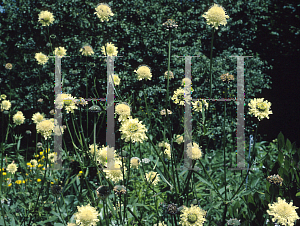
[30,159,38,167]
[192,100,209,113]
[115,103,131,122]
[119,117,148,143]
[167,203,178,215]
[162,19,178,30]
[94,3,114,22]
[80,45,94,56]
[175,134,184,144]
[1,100,11,111]
[187,142,202,160]
[101,42,118,57]
[36,119,55,140]
[248,98,273,121]
[130,157,141,169]
[171,88,192,106]
[32,112,45,124]
[38,10,55,26]
[5,63,12,70]
[202,4,229,30]
[164,70,174,79]
[182,78,192,87]
[134,65,152,81]
[267,174,284,186]
[0,94,7,100]
[180,204,207,226]
[158,141,171,159]
[220,73,234,83]
[113,185,127,196]
[7,162,18,174]
[103,158,126,183]
[35,52,49,65]
[55,93,78,113]
[145,171,160,185]
[48,152,57,163]
[113,74,121,86]
[267,197,299,226]
[74,203,99,226]
[54,47,67,57]
[160,109,172,116]
[13,111,25,125]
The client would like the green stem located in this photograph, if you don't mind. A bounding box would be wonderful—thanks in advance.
[222,87,228,225]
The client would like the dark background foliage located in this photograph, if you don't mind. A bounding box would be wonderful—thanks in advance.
[0,0,299,150]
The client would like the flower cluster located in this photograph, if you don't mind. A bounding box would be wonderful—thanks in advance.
[36,119,55,140]
[130,157,141,169]
[187,142,202,160]
[267,174,284,186]
[119,116,148,143]
[38,10,55,26]
[94,3,114,22]
[172,88,192,106]
[180,204,207,226]
[54,47,67,57]
[74,204,99,226]
[267,197,299,226]
[80,45,94,56]
[145,171,160,185]
[103,157,126,183]
[32,112,45,124]
[13,111,25,125]
[115,103,131,122]
[220,73,234,83]
[162,19,178,30]
[101,42,118,57]
[248,98,273,121]
[1,99,11,111]
[202,4,229,30]
[55,93,78,113]
[35,52,49,65]
[192,100,209,113]
[134,65,152,81]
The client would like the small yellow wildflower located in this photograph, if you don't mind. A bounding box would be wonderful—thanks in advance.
[37,179,42,182]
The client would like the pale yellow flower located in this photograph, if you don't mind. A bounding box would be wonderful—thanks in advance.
[48,152,57,163]
[171,88,192,106]
[7,162,18,174]
[115,103,131,122]
[13,111,25,125]
[130,157,141,169]
[175,134,184,144]
[202,4,229,30]
[160,109,172,116]
[119,116,148,143]
[1,100,11,111]
[0,94,7,100]
[80,45,94,56]
[101,42,118,57]
[35,52,49,65]
[103,158,126,183]
[30,159,38,167]
[180,204,207,226]
[113,74,121,86]
[38,10,55,26]
[192,100,209,113]
[267,197,299,226]
[74,203,99,226]
[32,112,45,124]
[145,171,160,185]
[158,141,171,159]
[55,93,78,113]
[182,78,192,86]
[5,63,12,70]
[36,119,54,140]
[94,3,114,22]
[248,98,273,121]
[154,222,167,226]
[187,142,202,160]
[134,65,152,81]
[54,47,67,57]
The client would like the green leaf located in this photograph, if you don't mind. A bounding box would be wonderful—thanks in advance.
[278,150,284,165]
[285,138,292,154]
[296,192,300,197]
[277,132,285,150]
